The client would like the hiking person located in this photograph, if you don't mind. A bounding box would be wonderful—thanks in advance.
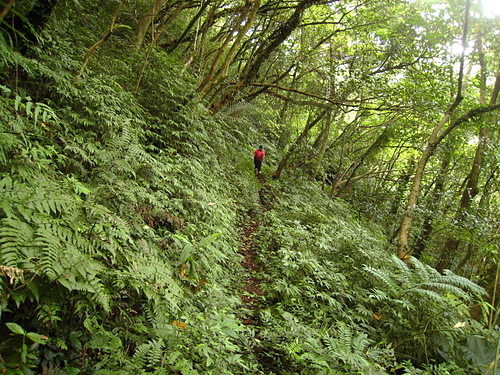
[253,145,265,177]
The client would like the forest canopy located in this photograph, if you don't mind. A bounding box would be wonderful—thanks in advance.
[1,0,500,374]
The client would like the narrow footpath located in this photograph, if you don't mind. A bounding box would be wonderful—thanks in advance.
[238,183,279,373]
[239,218,263,324]
[239,216,274,373]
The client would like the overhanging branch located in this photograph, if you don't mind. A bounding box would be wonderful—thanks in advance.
[245,82,353,106]
[437,103,500,143]
[246,83,413,112]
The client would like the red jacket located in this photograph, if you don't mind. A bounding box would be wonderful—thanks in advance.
[254,149,265,161]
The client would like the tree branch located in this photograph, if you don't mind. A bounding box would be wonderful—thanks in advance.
[248,83,413,112]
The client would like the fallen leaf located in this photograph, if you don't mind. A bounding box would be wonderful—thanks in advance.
[172,320,187,329]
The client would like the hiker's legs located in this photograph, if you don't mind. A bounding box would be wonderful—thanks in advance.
[254,160,262,176]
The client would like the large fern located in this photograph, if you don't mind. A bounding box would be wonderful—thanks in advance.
[363,256,485,364]
[363,255,485,303]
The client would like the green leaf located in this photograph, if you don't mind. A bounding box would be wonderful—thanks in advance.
[198,232,221,248]
[180,243,194,263]
[25,100,33,116]
[466,335,497,370]
[14,95,22,111]
[6,322,25,335]
[116,24,132,30]
[69,331,83,350]
[27,332,49,344]
[21,342,28,363]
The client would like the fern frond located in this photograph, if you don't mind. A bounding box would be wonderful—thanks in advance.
[0,218,35,266]
[30,196,74,217]
[391,255,414,282]
[410,256,436,280]
[216,101,261,122]
[439,271,486,297]
[363,265,399,291]
[130,339,165,370]
[351,330,370,355]
[127,144,156,165]
[323,322,375,370]
[368,288,390,302]
[416,282,470,301]
[64,143,96,166]
[336,321,353,348]
[35,225,64,279]
[34,224,111,311]
[404,287,446,302]
[110,158,136,177]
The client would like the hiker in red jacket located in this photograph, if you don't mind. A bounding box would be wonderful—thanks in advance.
[254,145,265,177]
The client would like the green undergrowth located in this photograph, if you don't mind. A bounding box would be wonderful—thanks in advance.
[0,10,496,375]
[252,178,491,374]
[0,29,265,373]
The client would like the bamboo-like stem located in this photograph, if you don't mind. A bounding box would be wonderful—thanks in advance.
[488,259,500,330]
[0,0,15,22]
[396,0,471,260]
[76,1,125,79]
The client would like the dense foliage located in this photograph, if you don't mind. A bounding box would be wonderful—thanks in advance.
[0,0,500,374]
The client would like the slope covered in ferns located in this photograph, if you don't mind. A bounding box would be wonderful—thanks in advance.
[0,2,497,374]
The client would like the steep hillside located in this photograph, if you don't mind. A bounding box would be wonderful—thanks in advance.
[0,2,498,374]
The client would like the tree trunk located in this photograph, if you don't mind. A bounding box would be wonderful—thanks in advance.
[311,119,331,181]
[334,122,391,197]
[77,1,125,78]
[272,109,327,179]
[436,58,500,271]
[412,152,450,259]
[389,158,414,217]
[396,0,472,260]
[0,0,15,22]
[166,0,212,54]
[397,101,500,261]
[396,98,463,260]
[199,0,259,97]
[210,0,323,114]
[134,0,170,51]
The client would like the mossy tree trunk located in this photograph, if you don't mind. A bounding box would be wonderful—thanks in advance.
[436,51,500,271]
[272,108,327,179]
[134,0,170,51]
[210,0,323,114]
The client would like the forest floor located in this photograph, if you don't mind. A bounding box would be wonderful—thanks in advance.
[238,181,279,373]
[239,181,274,318]
[240,217,263,322]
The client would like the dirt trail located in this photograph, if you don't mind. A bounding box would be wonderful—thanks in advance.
[239,216,279,373]
[239,218,263,325]
[239,182,275,319]
[237,183,281,373]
